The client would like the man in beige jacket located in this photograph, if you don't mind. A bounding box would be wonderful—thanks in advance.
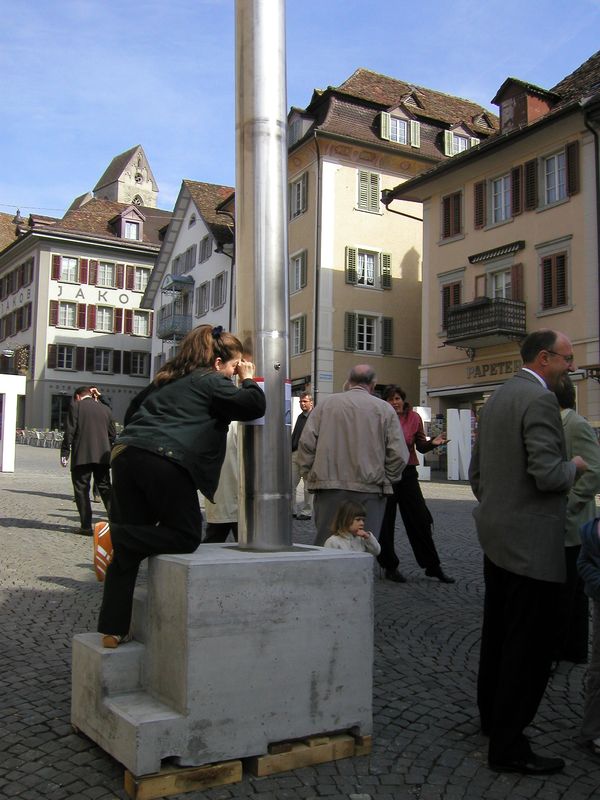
[297,364,408,546]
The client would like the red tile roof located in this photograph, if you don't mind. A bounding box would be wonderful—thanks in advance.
[184,180,235,243]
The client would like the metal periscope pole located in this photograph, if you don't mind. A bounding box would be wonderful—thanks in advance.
[235,0,293,550]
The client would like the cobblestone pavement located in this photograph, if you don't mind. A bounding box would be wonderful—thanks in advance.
[1,446,600,799]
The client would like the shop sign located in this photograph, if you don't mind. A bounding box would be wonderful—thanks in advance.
[466,359,521,380]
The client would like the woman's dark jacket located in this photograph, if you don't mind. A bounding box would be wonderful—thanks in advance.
[117,369,265,501]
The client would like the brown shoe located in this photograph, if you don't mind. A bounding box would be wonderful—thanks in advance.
[101,634,131,649]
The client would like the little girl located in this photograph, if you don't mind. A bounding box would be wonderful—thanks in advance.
[324,500,381,556]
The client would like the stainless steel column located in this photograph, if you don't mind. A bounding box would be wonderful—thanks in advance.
[235,0,292,549]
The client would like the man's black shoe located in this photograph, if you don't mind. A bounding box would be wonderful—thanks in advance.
[384,568,407,583]
[489,753,565,775]
[425,567,455,584]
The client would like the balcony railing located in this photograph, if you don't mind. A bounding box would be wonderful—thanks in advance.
[445,297,526,350]
[156,313,193,341]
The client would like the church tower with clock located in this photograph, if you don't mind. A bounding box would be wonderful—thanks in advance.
[92,144,158,208]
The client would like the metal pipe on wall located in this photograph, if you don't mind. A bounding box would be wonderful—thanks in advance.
[235,0,292,549]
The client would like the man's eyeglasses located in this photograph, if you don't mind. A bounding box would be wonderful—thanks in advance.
[546,350,575,365]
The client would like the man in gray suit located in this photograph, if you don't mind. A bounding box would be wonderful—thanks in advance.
[61,386,116,535]
[469,329,587,775]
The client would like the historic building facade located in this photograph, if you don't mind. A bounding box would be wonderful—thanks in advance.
[385,51,600,423]
[0,146,172,428]
[286,68,498,399]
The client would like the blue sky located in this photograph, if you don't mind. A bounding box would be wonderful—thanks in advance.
[1,0,598,218]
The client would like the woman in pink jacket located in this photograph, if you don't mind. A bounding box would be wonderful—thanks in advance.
[378,385,454,584]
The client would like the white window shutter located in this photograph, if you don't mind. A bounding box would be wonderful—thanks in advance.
[470,137,479,148]
[380,112,391,141]
[444,130,453,156]
[410,120,421,148]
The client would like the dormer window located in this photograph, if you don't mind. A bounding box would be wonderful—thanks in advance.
[380,112,420,148]
[125,221,140,240]
[443,129,479,157]
[111,206,145,241]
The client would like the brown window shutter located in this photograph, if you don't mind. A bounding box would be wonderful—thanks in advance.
[474,181,486,228]
[510,263,523,301]
[86,304,96,330]
[123,351,131,375]
[126,265,135,290]
[47,344,57,368]
[116,263,125,289]
[86,347,95,372]
[114,307,123,333]
[75,347,85,371]
[148,311,153,336]
[49,300,59,326]
[78,303,87,329]
[124,309,133,334]
[566,141,580,196]
[555,253,567,305]
[452,192,462,236]
[88,260,98,285]
[511,166,523,216]
[79,258,89,284]
[113,350,121,374]
[51,255,61,280]
[524,160,538,210]
[442,195,451,238]
[541,256,553,309]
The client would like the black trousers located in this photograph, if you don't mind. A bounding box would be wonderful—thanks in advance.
[377,465,441,571]
[98,447,203,636]
[71,463,111,530]
[555,544,589,663]
[477,556,561,763]
[203,522,238,543]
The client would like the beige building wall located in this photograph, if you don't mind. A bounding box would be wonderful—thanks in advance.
[418,115,599,422]
[288,138,426,403]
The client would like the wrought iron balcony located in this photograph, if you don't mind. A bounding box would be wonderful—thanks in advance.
[445,297,526,350]
[156,313,192,341]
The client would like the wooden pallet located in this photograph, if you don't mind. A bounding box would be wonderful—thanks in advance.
[247,732,373,777]
[124,759,242,800]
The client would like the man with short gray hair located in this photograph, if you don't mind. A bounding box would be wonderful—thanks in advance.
[297,365,408,546]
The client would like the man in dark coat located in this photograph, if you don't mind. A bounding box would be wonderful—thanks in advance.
[469,329,587,775]
[61,386,116,535]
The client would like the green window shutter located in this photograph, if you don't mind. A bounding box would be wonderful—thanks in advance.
[381,253,392,289]
[380,112,391,141]
[301,172,308,212]
[382,317,393,354]
[345,246,358,284]
[444,130,453,156]
[358,170,369,208]
[300,250,307,288]
[369,172,380,212]
[299,315,306,352]
[410,120,421,148]
[344,312,356,350]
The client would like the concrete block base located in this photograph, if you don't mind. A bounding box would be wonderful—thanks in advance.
[72,544,374,776]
